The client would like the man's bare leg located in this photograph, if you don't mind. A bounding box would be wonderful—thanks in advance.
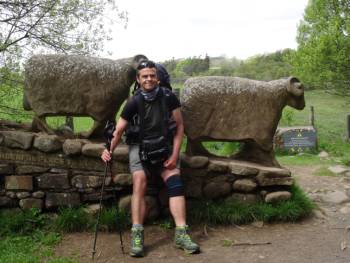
[130,170,147,257]
[131,170,147,224]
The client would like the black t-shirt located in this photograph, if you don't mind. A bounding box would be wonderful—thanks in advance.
[121,89,180,139]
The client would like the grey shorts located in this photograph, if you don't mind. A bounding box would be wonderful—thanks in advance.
[128,144,180,174]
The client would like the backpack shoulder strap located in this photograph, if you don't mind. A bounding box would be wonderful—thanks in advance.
[159,87,171,138]
[133,92,145,141]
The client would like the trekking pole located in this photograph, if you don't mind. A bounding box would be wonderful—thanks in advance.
[91,159,109,260]
[91,120,121,260]
[108,161,125,254]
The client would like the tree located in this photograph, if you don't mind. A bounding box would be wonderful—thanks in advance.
[290,0,350,93]
[174,56,210,77]
[0,0,127,120]
[234,49,294,81]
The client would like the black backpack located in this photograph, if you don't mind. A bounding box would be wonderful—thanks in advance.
[124,87,176,146]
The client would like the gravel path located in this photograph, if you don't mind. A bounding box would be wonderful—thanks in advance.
[54,165,350,263]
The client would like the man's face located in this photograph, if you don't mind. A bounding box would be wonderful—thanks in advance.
[136,67,158,92]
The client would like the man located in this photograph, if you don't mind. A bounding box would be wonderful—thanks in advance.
[101,60,199,257]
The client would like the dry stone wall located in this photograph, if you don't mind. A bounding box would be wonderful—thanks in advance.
[0,130,294,216]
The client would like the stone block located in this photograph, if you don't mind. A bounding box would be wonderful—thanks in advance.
[0,131,34,150]
[16,165,49,174]
[16,192,31,199]
[112,145,129,162]
[0,163,14,175]
[62,139,83,155]
[229,161,259,176]
[71,175,111,189]
[145,196,160,221]
[77,187,95,194]
[257,167,291,178]
[32,191,45,198]
[203,181,231,199]
[45,193,81,208]
[19,198,43,211]
[111,162,130,174]
[118,195,132,212]
[265,191,292,203]
[208,160,229,173]
[5,176,33,191]
[209,174,233,183]
[81,191,114,202]
[37,173,70,189]
[84,204,102,215]
[233,179,257,193]
[81,143,105,158]
[0,196,17,207]
[50,168,68,173]
[113,173,132,186]
[256,175,294,186]
[181,168,208,178]
[226,193,259,204]
[6,191,16,199]
[180,154,209,168]
[33,134,62,152]
[184,178,203,198]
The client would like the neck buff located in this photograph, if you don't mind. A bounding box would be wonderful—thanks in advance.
[141,86,160,102]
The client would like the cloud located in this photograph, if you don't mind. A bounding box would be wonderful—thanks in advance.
[106,0,308,61]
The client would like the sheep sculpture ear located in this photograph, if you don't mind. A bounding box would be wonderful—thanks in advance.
[287,76,304,97]
[132,54,148,70]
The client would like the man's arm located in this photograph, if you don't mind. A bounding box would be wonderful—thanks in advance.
[101,117,128,162]
[164,108,184,169]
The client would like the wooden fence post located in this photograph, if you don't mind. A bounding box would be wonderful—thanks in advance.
[309,106,315,128]
[347,115,350,141]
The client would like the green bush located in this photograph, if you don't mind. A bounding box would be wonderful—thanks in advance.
[0,208,46,235]
[53,207,91,232]
[280,107,296,126]
[98,206,130,232]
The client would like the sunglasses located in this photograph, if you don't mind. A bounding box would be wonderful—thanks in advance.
[137,60,156,70]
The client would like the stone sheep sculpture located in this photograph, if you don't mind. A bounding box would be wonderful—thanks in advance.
[24,54,146,138]
[181,76,305,167]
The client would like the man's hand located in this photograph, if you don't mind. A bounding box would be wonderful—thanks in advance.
[101,149,112,163]
[163,154,178,169]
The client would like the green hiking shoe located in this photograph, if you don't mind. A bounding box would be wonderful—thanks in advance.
[175,226,200,254]
[130,226,144,257]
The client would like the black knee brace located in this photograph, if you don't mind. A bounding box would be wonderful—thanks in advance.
[165,175,184,197]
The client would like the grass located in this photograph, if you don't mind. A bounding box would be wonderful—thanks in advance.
[285,90,350,160]
[53,206,92,232]
[277,153,332,166]
[0,206,129,262]
[0,231,78,263]
[99,206,130,232]
[187,184,315,225]
[0,208,46,235]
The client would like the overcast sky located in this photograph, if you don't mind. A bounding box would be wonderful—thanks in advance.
[107,0,309,62]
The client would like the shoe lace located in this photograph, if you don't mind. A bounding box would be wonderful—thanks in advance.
[132,230,142,246]
[180,232,193,244]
